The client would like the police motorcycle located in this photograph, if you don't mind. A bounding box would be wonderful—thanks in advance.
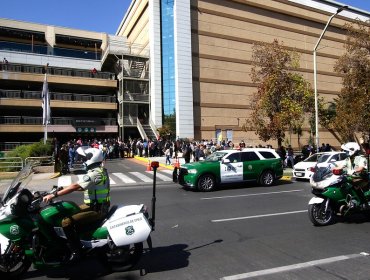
[0,160,160,279]
[308,163,370,226]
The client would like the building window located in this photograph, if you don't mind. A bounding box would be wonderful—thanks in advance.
[161,0,176,131]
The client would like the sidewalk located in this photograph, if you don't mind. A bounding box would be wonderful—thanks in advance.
[0,156,293,194]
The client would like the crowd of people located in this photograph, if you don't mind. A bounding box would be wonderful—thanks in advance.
[53,136,341,173]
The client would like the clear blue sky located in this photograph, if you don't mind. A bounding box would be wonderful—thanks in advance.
[0,0,369,34]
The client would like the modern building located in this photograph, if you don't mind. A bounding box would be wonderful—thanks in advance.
[0,18,154,151]
[1,0,370,151]
[117,0,369,147]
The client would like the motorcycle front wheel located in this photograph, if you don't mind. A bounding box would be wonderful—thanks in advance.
[106,242,143,272]
[308,202,335,226]
[0,248,31,279]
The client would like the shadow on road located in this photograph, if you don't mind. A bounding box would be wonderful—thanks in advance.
[23,242,200,279]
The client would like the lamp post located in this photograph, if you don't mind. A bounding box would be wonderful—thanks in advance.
[313,5,347,152]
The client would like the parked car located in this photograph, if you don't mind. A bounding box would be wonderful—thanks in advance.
[173,148,284,192]
[293,151,348,180]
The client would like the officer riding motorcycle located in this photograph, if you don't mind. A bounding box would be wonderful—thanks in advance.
[43,146,110,263]
[335,142,369,209]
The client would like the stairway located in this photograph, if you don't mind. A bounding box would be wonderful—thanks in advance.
[130,61,146,78]
[142,125,156,140]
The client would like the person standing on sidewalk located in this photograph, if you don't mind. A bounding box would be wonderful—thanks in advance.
[285,145,295,168]
[165,147,171,165]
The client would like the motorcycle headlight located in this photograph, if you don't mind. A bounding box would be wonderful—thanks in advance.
[187,169,197,174]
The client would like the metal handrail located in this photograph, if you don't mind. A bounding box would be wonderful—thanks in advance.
[0,157,23,171]
[25,156,54,166]
[0,62,113,80]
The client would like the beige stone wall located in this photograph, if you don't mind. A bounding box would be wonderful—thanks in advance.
[192,0,352,148]
[118,0,150,56]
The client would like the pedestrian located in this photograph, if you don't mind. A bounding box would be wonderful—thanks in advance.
[68,143,76,170]
[60,144,70,174]
[165,147,171,165]
[285,145,294,168]
[183,143,192,163]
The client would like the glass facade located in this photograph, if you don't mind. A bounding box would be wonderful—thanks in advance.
[161,0,176,132]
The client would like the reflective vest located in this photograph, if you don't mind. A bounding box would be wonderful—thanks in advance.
[83,167,110,205]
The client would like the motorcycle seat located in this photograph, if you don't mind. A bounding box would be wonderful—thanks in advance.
[77,205,118,234]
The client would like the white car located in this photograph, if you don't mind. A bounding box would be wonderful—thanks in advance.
[293,151,348,180]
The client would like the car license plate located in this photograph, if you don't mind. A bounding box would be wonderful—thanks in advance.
[295,172,303,177]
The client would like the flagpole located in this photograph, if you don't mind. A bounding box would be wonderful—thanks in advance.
[42,71,50,144]
[44,122,47,144]
[44,72,47,144]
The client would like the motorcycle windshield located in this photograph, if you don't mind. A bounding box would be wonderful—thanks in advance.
[311,164,336,182]
[1,163,33,204]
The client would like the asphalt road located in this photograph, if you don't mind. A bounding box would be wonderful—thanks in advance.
[20,176,370,280]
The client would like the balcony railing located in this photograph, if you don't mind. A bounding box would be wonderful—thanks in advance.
[0,89,116,103]
[0,116,117,126]
[0,62,114,80]
[0,41,101,60]
[123,93,149,102]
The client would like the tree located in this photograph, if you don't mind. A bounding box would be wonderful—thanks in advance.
[333,19,370,142]
[246,39,316,147]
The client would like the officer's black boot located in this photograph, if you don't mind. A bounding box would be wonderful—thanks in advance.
[63,226,82,264]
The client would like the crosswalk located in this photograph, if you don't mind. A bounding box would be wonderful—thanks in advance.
[57,169,174,186]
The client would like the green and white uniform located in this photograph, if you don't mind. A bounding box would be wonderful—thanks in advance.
[78,166,110,205]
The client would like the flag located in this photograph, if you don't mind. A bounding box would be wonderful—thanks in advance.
[41,74,51,125]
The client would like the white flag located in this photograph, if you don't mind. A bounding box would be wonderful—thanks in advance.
[41,74,50,125]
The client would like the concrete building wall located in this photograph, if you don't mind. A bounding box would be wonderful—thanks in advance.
[191,0,369,147]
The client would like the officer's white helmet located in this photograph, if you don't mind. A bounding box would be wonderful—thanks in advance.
[341,142,360,156]
[76,147,103,168]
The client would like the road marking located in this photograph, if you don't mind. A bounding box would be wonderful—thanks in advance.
[112,172,136,184]
[202,190,303,200]
[131,172,152,182]
[146,171,172,181]
[220,252,370,280]
[211,210,307,223]
[161,169,175,175]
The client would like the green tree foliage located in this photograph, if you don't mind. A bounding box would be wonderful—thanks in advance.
[333,19,370,142]
[7,140,53,160]
[246,39,316,146]
[161,111,176,140]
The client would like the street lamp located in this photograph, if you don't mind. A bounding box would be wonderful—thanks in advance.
[313,5,347,152]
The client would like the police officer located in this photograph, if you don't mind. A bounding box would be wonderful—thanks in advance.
[339,142,369,207]
[43,147,110,263]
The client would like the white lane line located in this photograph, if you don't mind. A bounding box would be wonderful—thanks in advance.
[211,210,307,223]
[131,172,152,182]
[57,176,72,187]
[161,169,174,175]
[202,190,303,200]
[220,252,370,280]
[108,177,116,185]
[112,172,136,184]
[146,171,172,181]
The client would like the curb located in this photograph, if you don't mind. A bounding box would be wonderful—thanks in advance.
[134,156,175,170]
[49,172,61,179]
[281,175,292,181]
